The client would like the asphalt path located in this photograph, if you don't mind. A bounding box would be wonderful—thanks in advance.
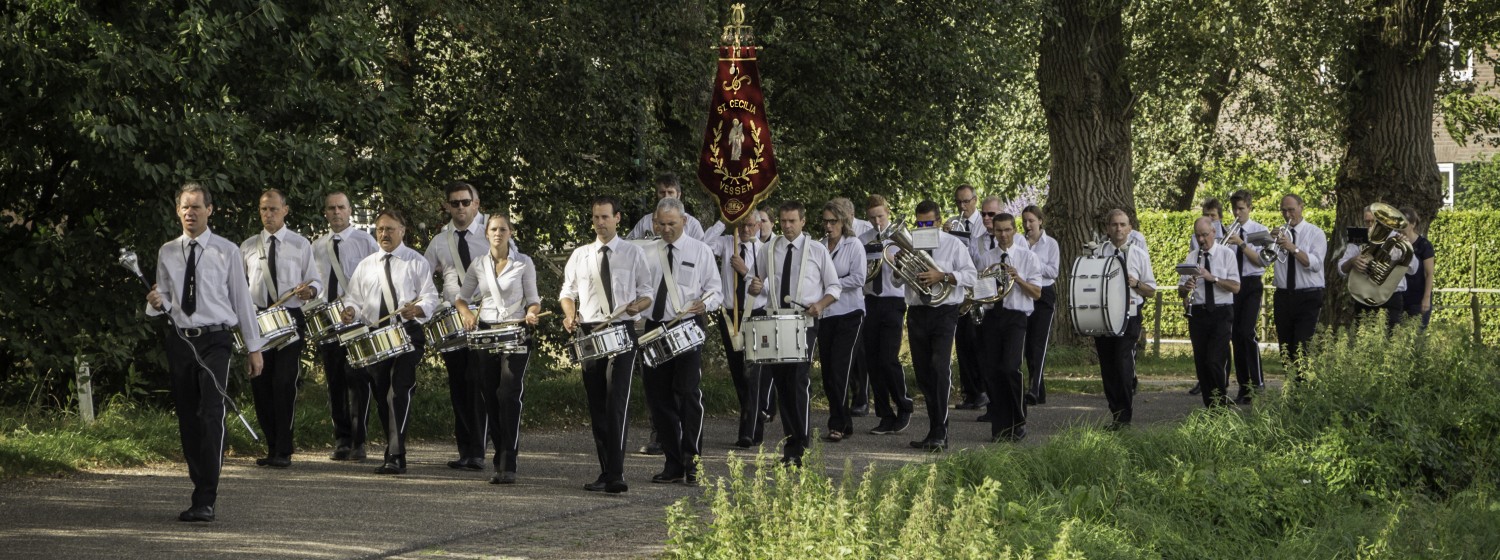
[0,382,1221,559]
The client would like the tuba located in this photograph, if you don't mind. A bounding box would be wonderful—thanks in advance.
[1347,202,1415,305]
[958,255,1014,322]
[877,216,954,304]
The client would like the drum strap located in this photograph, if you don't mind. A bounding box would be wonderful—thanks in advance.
[482,255,520,322]
[445,223,469,287]
[323,237,351,299]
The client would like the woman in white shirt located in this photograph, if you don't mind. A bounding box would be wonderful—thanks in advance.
[817,201,868,442]
[457,213,542,485]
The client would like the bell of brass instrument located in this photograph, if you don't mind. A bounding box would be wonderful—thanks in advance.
[877,216,954,304]
[1261,221,1290,263]
[1348,202,1415,305]
[958,257,1013,322]
[859,227,886,283]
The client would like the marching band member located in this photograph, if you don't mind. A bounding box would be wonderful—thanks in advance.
[1272,194,1326,377]
[862,196,914,436]
[1094,209,1155,430]
[1338,204,1413,330]
[455,213,541,485]
[893,200,978,451]
[1186,198,1225,396]
[1400,207,1435,327]
[833,197,872,417]
[975,213,1042,441]
[627,173,710,241]
[424,181,490,471]
[1016,205,1059,406]
[950,185,987,411]
[1223,190,1268,403]
[240,189,321,469]
[1179,217,1241,407]
[709,217,769,448]
[817,200,867,442]
[641,199,722,484]
[560,196,654,493]
[313,192,380,461]
[146,183,265,522]
[340,209,439,475]
[747,201,839,467]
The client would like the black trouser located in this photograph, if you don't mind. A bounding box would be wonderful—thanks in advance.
[716,307,768,443]
[864,296,912,419]
[1189,305,1235,407]
[762,320,817,460]
[850,326,869,410]
[319,340,372,450]
[580,321,638,483]
[817,310,864,436]
[980,307,1028,439]
[1093,313,1142,424]
[165,328,234,508]
[368,323,426,464]
[642,318,707,477]
[1024,285,1056,403]
[1274,288,1323,376]
[251,308,305,459]
[954,312,984,403]
[1231,277,1265,392]
[907,304,959,440]
[440,347,486,461]
[471,327,531,474]
[1354,290,1405,331]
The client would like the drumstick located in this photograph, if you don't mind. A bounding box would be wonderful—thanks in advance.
[781,295,809,311]
[665,299,704,328]
[493,310,554,328]
[375,299,421,325]
[590,305,631,333]
[269,281,315,308]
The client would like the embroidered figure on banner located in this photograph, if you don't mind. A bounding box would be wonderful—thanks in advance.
[729,119,745,161]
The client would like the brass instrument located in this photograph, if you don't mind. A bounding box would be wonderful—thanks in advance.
[958,256,1014,322]
[1222,220,1244,246]
[1261,221,1290,264]
[858,228,886,283]
[1182,250,1206,318]
[1347,202,1415,305]
[877,215,954,304]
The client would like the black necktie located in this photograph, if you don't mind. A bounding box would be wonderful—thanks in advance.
[183,241,199,316]
[1286,226,1297,291]
[1203,251,1215,306]
[653,244,675,320]
[736,243,749,308]
[871,244,884,296]
[329,237,342,299]
[267,235,279,304]
[780,240,795,306]
[456,229,473,272]
[990,236,996,250]
[381,254,397,325]
[599,246,615,312]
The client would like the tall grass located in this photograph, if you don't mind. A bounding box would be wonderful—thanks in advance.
[666,323,1500,558]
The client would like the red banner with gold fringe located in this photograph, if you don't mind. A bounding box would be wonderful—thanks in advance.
[696,44,779,225]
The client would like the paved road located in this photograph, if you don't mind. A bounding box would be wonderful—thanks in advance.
[0,383,1217,559]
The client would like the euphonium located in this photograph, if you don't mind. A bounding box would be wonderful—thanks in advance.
[1347,202,1415,305]
[877,216,954,304]
[958,257,1013,322]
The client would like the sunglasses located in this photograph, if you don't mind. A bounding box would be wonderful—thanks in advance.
[981,211,998,218]
[915,220,935,228]
[447,199,474,208]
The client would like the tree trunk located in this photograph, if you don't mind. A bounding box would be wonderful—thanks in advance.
[1325,0,1446,326]
[1038,0,1137,342]
[1166,66,1235,211]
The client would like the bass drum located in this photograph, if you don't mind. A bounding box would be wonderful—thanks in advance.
[1069,255,1129,337]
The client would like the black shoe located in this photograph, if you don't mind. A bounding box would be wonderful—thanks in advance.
[348,446,367,461]
[993,428,1027,443]
[178,505,215,522]
[1188,382,1203,395]
[778,456,803,468]
[868,417,895,435]
[954,400,978,410]
[734,436,754,448]
[606,480,629,493]
[652,471,686,484]
[255,456,273,467]
[639,441,664,456]
[330,446,352,461]
[1023,394,1038,406]
[583,480,608,492]
[976,413,993,423]
[447,458,468,469]
[909,438,947,452]
[267,456,291,469]
[490,471,517,485]
[889,413,911,434]
[1131,377,1139,396]
[850,405,869,417]
[374,461,406,475]
[973,394,990,409]
[461,457,485,471]
[685,473,699,485]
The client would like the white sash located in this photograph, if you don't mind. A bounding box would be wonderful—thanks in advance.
[483,254,521,322]
[446,223,469,287]
[324,235,351,298]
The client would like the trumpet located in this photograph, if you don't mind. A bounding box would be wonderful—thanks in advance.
[1261,221,1291,263]
[958,255,1014,322]
[877,215,955,304]
[1223,219,1244,246]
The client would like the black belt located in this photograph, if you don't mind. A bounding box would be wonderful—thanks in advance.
[1191,304,1232,311]
[180,324,231,337]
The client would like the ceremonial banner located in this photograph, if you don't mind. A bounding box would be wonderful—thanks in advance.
[696,40,779,224]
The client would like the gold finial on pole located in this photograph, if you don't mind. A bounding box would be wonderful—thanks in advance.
[721,3,755,47]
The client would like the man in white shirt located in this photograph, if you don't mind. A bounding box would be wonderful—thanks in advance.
[892,200,978,451]
[747,201,840,466]
[1016,204,1060,406]
[240,189,322,469]
[861,195,914,435]
[1093,209,1156,430]
[424,181,490,471]
[975,213,1042,441]
[641,199,722,484]
[313,192,380,461]
[1187,198,1226,397]
[1179,217,1242,408]
[341,209,440,475]
[627,173,710,241]
[956,196,1003,415]
[1224,190,1269,403]
[1338,204,1414,331]
[560,196,655,493]
[1271,194,1327,378]
[146,183,265,523]
[710,218,769,448]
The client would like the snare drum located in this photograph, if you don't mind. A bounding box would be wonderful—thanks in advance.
[469,325,529,354]
[638,320,706,367]
[346,324,415,369]
[1069,255,1129,337]
[570,324,633,363]
[304,299,347,343]
[232,306,301,353]
[741,314,814,364]
[423,304,475,353]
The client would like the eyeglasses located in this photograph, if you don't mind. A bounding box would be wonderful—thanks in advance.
[956,197,975,205]
[915,220,935,227]
[981,211,998,218]
[447,199,474,208]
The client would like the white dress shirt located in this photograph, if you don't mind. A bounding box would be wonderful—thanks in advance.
[241,228,321,310]
[345,244,440,326]
[1098,239,1156,316]
[823,235,868,317]
[560,236,655,323]
[425,214,490,305]
[459,251,541,323]
[951,211,984,247]
[1272,220,1327,290]
[862,240,907,298]
[710,234,767,312]
[893,232,978,307]
[147,228,267,352]
[628,211,707,241]
[313,226,380,301]
[852,218,873,237]
[755,233,840,311]
[1225,219,1269,277]
[974,243,1042,315]
[1016,232,1060,288]
[643,235,724,322]
[1337,233,1415,292]
[1178,243,1240,305]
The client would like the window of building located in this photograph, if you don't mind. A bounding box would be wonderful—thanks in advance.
[1439,162,1456,208]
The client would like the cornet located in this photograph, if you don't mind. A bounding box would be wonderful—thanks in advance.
[1261,221,1291,263]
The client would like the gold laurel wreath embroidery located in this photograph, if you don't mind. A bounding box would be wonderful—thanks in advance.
[707,117,765,195]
